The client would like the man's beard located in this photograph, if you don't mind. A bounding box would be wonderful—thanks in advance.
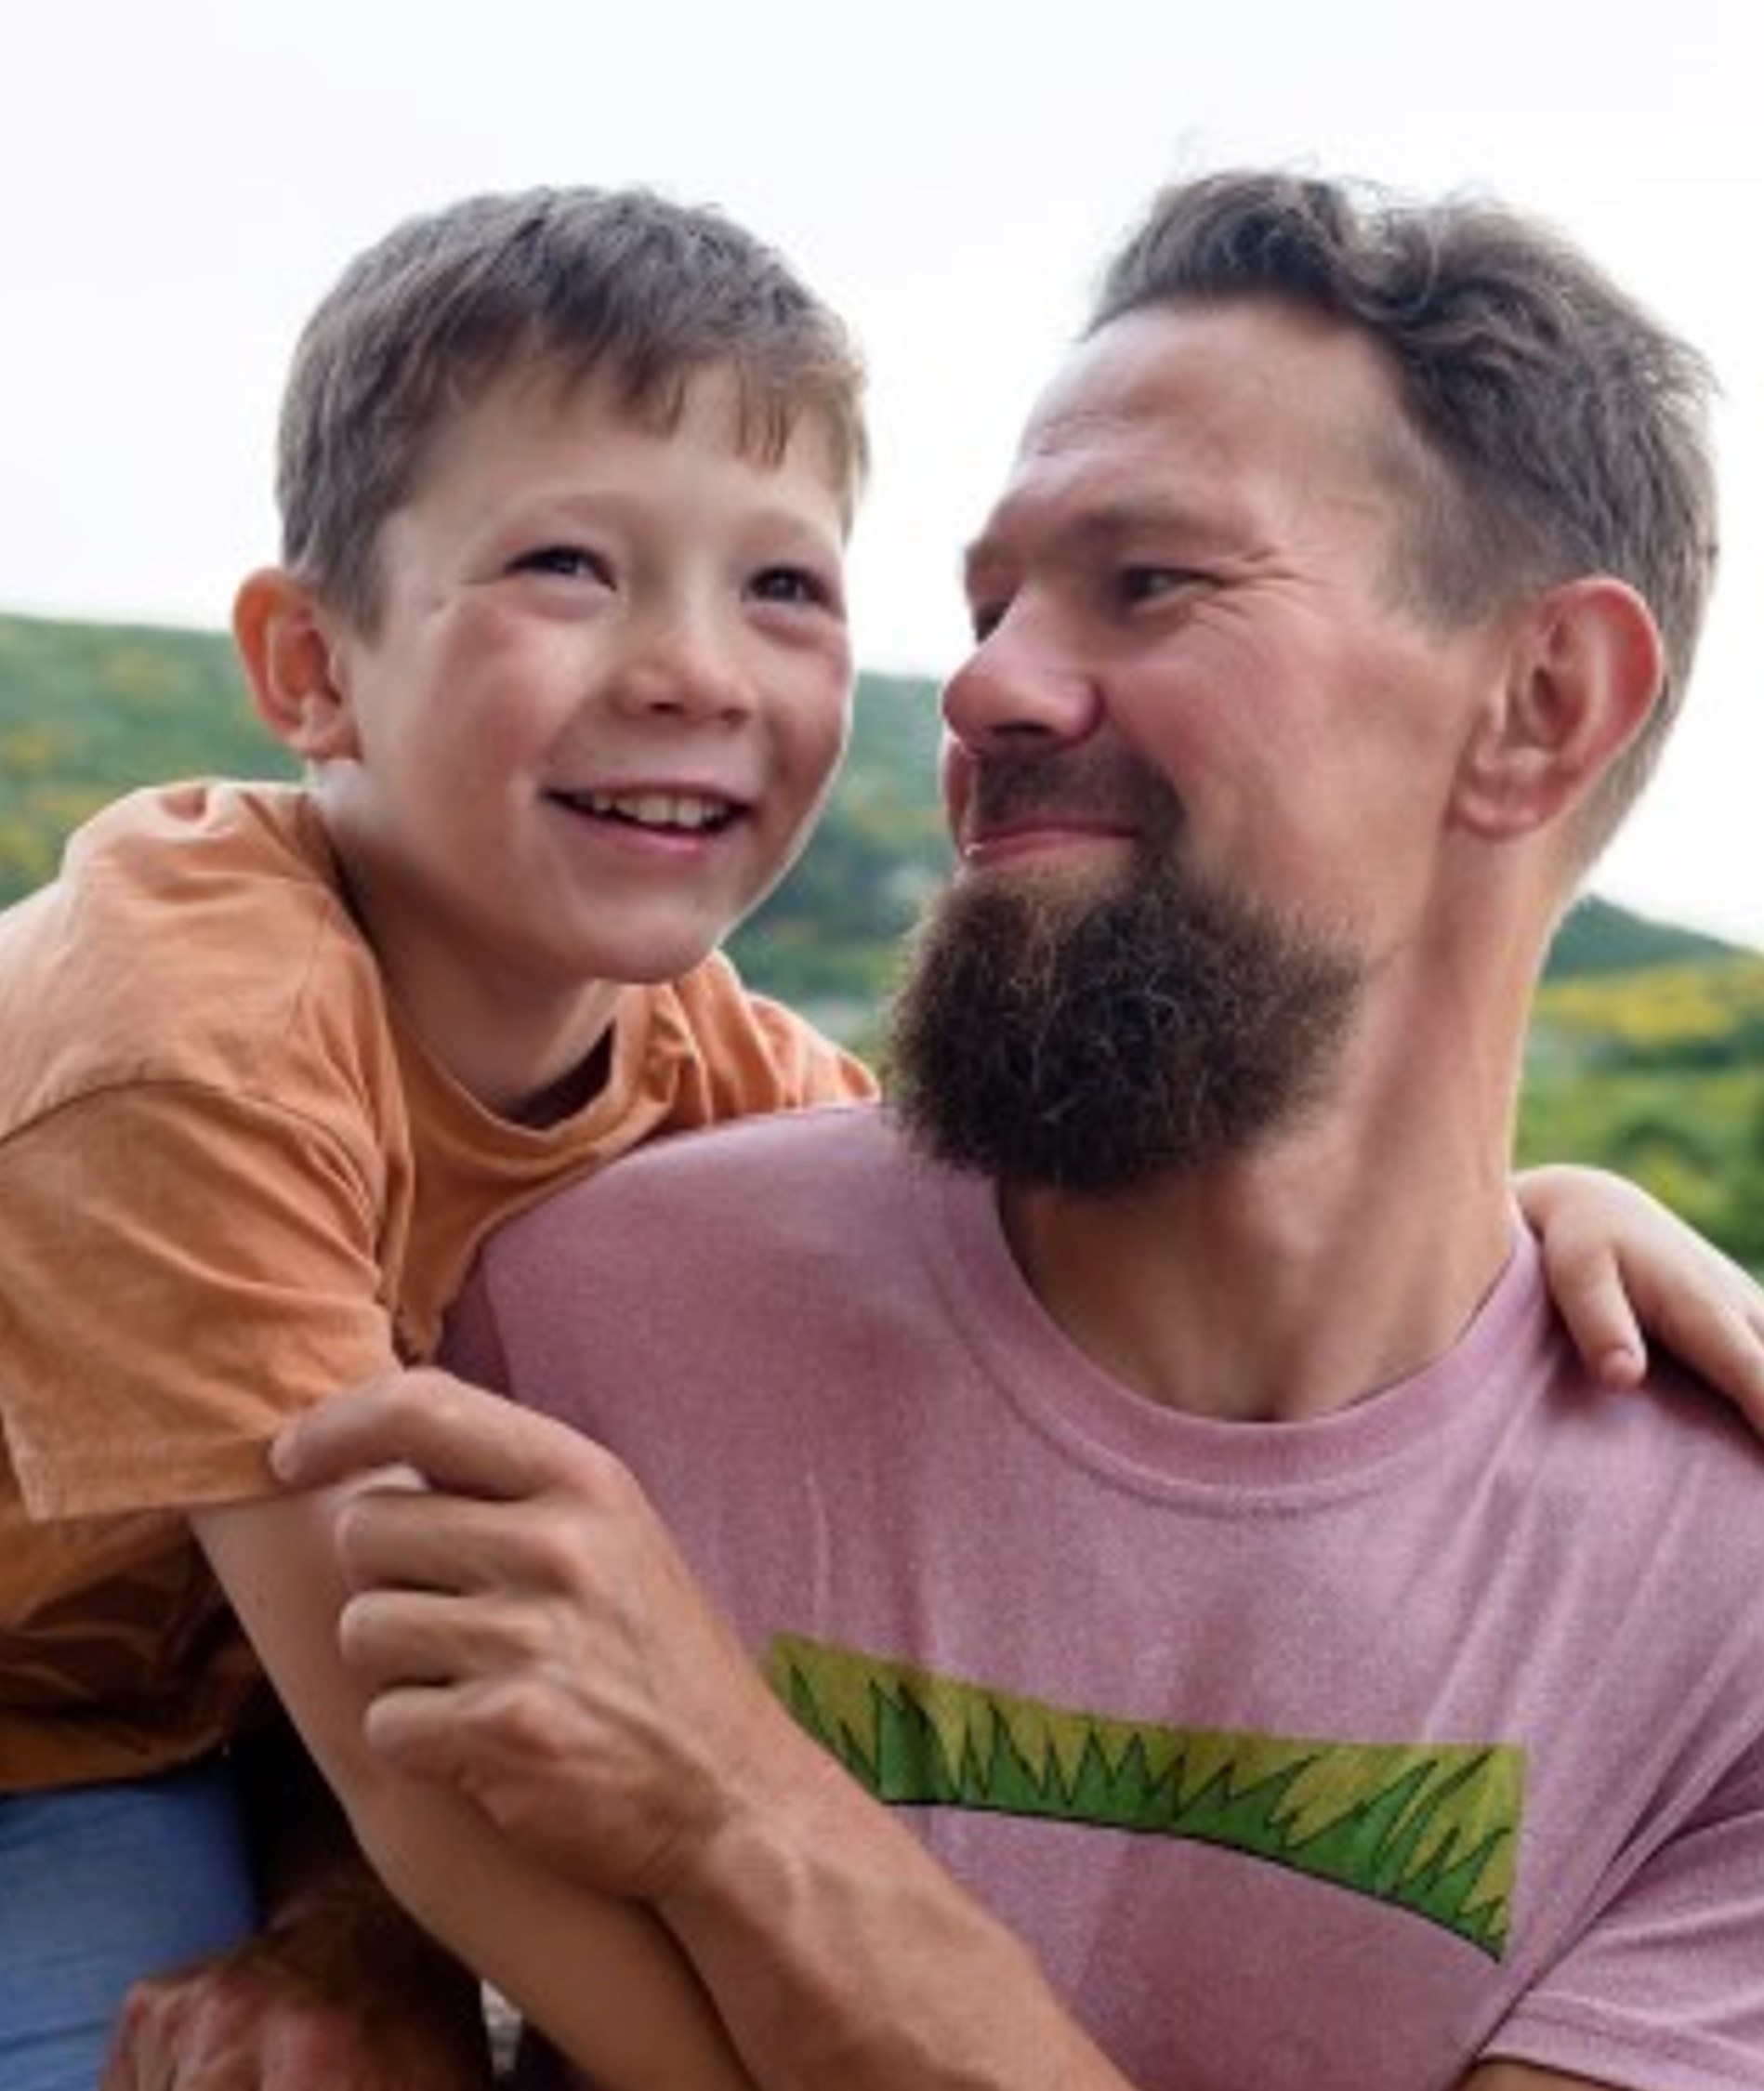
[884,759,1367,1195]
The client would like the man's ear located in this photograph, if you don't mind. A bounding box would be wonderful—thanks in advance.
[1451,577,1664,839]
[232,568,362,763]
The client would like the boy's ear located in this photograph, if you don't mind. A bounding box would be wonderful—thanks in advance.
[232,568,361,763]
[1451,576,1664,840]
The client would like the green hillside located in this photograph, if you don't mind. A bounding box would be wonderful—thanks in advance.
[1545,892,1747,980]
[0,611,293,897]
[3,607,1759,1266]
[1520,947,1764,1265]
[728,668,949,1030]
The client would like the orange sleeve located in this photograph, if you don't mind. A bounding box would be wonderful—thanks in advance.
[662,957,878,1128]
[746,992,878,1107]
[0,1080,401,1518]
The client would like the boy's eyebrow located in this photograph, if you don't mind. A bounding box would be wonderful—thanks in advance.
[513,487,846,544]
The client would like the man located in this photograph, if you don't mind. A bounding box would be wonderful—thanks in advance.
[266,168,1764,2087]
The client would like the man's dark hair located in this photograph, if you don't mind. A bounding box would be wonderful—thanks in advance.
[1091,170,1718,857]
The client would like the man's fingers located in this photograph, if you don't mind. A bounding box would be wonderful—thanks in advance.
[336,1580,546,1690]
[272,1370,587,1501]
[330,1487,533,1598]
[360,1681,487,1782]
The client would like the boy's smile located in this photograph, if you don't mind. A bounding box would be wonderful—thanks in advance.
[285,362,852,1115]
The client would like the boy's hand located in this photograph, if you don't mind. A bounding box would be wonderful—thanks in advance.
[1518,1164,1764,1427]
[102,1877,496,2090]
[272,1370,788,1908]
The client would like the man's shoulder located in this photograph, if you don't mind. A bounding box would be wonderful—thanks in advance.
[478,1102,909,1284]
[1518,1316,1764,1617]
[520,1099,900,1229]
[1491,1234,1764,1494]
[463,1103,915,1375]
[1617,1346,1764,1488]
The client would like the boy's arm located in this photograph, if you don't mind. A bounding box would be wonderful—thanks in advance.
[1459,2071,1605,2089]
[189,1479,755,2091]
[1517,1164,1764,1419]
[104,1722,495,2090]
[105,1866,494,2091]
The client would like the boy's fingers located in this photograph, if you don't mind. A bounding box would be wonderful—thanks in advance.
[1547,1249,1647,1389]
[273,1370,573,1501]
[1662,1297,1764,1433]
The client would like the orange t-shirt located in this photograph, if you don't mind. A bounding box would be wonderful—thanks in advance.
[0,781,874,1789]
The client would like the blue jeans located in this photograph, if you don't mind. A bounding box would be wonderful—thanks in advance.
[0,1756,259,2091]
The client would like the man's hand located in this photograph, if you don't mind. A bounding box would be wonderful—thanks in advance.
[274,1375,1139,2090]
[272,1370,788,1907]
[103,1878,496,2090]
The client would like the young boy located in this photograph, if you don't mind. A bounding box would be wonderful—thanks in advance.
[0,184,872,2090]
[0,186,1753,2091]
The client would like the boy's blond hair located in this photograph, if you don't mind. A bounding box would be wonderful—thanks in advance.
[277,186,868,630]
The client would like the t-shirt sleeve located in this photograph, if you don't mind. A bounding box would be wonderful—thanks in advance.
[666,958,876,1124]
[1484,1743,1764,2090]
[746,993,877,1109]
[0,1080,401,1518]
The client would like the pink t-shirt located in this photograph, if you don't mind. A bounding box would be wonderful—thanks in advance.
[451,1104,1764,2091]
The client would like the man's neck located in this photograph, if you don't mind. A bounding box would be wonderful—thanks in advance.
[996,1124,1517,1425]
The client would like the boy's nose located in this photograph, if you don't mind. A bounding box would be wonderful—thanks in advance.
[940,614,1102,755]
[611,611,754,721]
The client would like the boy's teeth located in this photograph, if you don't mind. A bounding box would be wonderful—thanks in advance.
[581,790,728,830]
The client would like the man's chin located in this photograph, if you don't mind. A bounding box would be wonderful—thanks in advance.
[886,850,1365,1197]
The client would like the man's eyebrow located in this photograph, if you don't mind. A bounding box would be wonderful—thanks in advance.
[963,497,1231,587]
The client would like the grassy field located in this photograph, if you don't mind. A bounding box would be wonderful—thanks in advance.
[1520,956,1764,1269]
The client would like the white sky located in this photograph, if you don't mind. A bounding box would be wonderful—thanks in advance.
[4,0,1758,944]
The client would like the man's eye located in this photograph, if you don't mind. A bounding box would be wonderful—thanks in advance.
[1120,566,1201,606]
[512,546,611,583]
[968,599,1007,642]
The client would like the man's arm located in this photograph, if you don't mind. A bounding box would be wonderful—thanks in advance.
[275,1374,1145,2091]
[278,1378,1663,2091]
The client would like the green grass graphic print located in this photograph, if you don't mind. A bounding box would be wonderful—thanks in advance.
[768,1634,1522,1959]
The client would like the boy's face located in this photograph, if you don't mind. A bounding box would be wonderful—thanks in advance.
[303,362,852,1068]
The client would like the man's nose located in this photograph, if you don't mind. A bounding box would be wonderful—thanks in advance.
[940,612,1101,753]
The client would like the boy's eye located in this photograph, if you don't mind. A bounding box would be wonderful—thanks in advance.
[511,546,612,584]
[968,598,1007,642]
[749,565,836,611]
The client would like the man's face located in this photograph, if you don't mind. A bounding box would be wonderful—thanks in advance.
[889,299,1507,1190]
